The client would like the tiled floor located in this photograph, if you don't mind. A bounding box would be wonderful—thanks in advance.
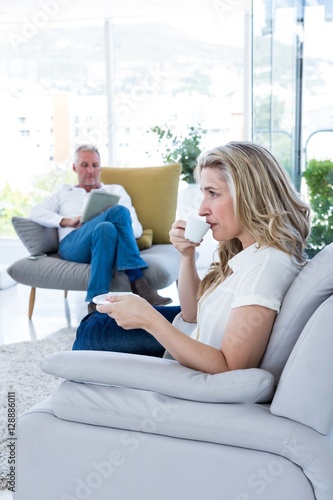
[0,280,180,346]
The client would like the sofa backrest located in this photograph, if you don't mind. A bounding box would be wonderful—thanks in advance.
[259,243,333,381]
[101,163,181,244]
[271,294,333,435]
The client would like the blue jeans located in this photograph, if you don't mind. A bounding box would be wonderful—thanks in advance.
[72,305,182,357]
[59,205,147,302]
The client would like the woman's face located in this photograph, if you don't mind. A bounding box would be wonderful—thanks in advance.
[198,167,255,248]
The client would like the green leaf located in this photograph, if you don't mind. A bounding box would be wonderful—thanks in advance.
[303,158,333,255]
[147,124,206,183]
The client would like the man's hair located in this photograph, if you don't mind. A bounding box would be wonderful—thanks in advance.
[74,144,100,164]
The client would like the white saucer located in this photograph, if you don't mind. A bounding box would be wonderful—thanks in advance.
[92,292,133,305]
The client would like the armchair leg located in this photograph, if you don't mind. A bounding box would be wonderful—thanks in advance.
[64,290,68,299]
[29,287,36,319]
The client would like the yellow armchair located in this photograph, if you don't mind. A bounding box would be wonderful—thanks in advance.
[8,164,181,318]
[100,163,181,244]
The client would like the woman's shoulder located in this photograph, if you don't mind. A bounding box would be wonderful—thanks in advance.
[252,245,300,274]
[256,244,288,257]
[233,244,293,267]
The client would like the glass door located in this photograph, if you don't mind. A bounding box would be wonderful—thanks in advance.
[252,0,302,187]
[252,0,333,190]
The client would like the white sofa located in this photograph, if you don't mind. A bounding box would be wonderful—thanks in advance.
[14,243,333,500]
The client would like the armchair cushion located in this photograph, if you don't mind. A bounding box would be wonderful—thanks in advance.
[100,163,181,244]
[42,350,275,404]
[136,228,153,250]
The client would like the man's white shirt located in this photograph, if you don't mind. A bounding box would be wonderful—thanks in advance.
[30,183,143,241]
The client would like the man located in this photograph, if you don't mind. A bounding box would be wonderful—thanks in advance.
[30,144,171,312]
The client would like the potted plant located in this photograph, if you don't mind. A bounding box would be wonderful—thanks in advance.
[149,124,206,184]
[303,158,333,257]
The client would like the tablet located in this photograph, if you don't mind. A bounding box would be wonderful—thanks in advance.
[81,191,120,224]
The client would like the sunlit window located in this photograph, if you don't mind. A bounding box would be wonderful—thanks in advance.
[2,1,332,240]
[252,0,333,188]
[0,4,248,189]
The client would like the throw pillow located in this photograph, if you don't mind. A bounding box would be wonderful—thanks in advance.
[136,229,153,250]
[12,217,59,255]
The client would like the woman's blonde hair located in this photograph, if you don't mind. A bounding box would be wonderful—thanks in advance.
[196,141,311,297]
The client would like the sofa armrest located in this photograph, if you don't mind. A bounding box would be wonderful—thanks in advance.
[42,350,275,404]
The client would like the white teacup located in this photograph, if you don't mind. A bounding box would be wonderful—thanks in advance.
[184,216,210,243]
[93,292,133,305]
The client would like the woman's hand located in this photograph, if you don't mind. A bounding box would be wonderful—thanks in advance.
[169,219,200,255]
[96,294,160,331]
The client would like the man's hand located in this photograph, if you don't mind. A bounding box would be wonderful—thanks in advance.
[60,216,81,228]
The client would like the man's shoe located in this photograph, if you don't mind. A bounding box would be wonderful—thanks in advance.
[131,277,172,306]
[88,302,97,314]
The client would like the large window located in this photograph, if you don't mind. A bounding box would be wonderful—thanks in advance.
[0,20,107,191]
[0,0,250,236]
[0,3,249,187]
[252,0,333,189]
[302,1,333,165]
[0,2,250,236]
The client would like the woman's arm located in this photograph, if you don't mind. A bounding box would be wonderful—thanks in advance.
[169,220,201,322]
[97,296,276,374]
[177,252,201,322]
[148,303,276,373]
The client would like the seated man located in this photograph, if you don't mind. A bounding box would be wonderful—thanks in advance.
[30,144,171,312]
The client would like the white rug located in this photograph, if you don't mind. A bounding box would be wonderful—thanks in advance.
[0,330,76,490]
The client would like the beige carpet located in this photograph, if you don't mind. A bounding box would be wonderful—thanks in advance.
[0,330,76,490]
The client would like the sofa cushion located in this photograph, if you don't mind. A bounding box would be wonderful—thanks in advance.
[42,350,275,404]
[136,228,153,250]
[100,164,181,244]
[259,243,333,381]
[12,216,59,255]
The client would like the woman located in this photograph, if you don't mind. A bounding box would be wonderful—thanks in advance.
[73,141,310,374]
